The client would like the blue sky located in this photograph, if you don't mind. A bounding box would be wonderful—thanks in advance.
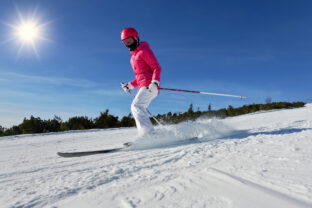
[0,0,312,128]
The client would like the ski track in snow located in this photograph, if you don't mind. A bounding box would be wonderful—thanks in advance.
[0,105,312,207]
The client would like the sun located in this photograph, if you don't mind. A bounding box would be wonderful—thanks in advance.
[2,6,52,58]
[17,21,40,43]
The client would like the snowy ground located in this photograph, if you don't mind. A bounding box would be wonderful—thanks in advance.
[1,104,312,208]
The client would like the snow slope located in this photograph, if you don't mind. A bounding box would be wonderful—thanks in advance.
[1,104,312,208]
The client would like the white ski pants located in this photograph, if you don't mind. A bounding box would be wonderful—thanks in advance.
[131,87,158,136]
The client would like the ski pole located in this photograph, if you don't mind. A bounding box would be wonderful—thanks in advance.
[159,87,247,99]
[127,91,163,126]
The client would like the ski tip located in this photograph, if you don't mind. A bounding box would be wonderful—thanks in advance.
[57,152,71,157]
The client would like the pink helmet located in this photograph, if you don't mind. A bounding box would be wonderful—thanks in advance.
[121,27,139,41]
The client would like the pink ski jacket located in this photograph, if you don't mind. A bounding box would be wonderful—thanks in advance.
[129,41,161,90]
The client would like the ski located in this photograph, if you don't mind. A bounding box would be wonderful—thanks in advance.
[57,142,132,158]
[57,138,198,158]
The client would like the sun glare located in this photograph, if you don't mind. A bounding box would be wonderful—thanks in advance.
[17,22,40,43]
[2,6,52,58]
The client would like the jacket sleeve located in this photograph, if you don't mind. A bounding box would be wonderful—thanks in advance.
[142,47,161,82]
[130,79,138,87]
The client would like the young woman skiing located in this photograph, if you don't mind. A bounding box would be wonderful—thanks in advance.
[120,27,161,137]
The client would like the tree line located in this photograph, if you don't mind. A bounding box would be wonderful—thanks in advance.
[0,110,135,137]
[0,101,305,137]
[152,101,305,124]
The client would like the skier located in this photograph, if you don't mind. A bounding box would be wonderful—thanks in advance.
[120,27,161,137]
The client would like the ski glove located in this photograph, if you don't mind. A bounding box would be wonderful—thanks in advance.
[121,82,134,92]
[148,80,159,93]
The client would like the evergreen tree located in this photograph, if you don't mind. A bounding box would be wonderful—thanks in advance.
[62,116,94,130]
[19,116,44,134]
[188,104,194,114]
[43,115,62,133]
[120,114,135,127]
[0,125,5,136]
[94,109,120,129]
[208,104,212,111]
[227,105,235,116]
[4,125,21,136]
